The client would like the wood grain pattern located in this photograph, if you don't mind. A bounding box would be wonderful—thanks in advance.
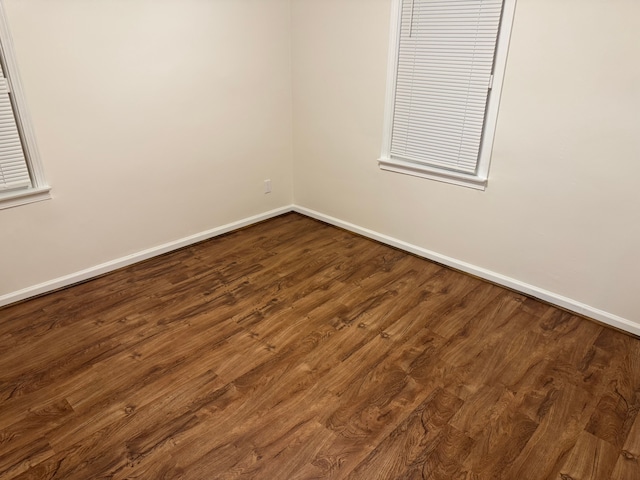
[1,212,639,479]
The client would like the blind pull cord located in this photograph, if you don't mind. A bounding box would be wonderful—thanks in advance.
[409,0,415,37]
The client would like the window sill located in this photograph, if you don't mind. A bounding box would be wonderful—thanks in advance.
[378,157,487,191]
[0,186,52,210]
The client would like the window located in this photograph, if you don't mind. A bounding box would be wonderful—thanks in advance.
[379,0,516,190]
[0,5,50,209]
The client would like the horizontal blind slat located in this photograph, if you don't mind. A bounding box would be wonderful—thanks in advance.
[392,139,483,162]
[390,146,481,171]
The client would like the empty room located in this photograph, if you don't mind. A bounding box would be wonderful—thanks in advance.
[1,0,639,479]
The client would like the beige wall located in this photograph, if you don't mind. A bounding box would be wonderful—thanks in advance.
[2,0,638,326]
[292,0,640,322]
[0,0,293,296]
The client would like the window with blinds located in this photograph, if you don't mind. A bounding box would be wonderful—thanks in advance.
[0,4,49,209]
[0,63,31,192]
[379,0,516,190]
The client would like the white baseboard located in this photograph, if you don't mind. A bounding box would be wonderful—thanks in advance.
[0,206,293,309]
[293,205,640,337]
[3,203,637,337]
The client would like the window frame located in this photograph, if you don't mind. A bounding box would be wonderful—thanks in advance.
[379,0,518,191]
[0,2,50,210]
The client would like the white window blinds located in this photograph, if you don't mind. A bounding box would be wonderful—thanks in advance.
[390,0,504,175]
[0,61,30,191]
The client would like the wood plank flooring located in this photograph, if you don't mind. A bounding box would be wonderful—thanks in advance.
[1,212,639,479]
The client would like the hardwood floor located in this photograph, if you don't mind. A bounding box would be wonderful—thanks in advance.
[1,212,639,479]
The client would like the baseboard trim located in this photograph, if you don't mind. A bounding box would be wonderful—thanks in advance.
[0,206,293,309]
[293,205,640,337]
[3,203,637,337]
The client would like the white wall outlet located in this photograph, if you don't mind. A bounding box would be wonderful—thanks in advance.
[264,179,272,194]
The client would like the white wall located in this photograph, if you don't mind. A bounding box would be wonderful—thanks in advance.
[292,0,640,323]
[2,0,638,328]
[0,0,293,298]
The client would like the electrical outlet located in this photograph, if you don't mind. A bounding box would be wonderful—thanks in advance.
[264,179,272,194]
